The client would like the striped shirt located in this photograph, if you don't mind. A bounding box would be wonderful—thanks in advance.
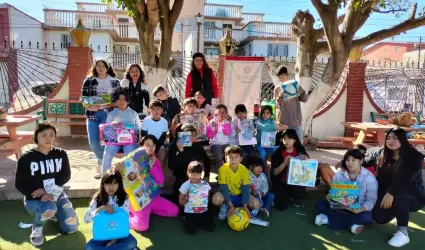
[332,167,378,211]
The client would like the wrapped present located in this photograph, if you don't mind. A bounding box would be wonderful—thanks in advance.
[100,123,136,146]
[280,80,300,100]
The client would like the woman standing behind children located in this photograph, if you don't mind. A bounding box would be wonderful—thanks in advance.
[315,149,378,235]
[102,89,141,173]
[84,170,137,250]
[120,64,149,116]
[256,105,278,166]
[81,59,120,179]
[179,161,216,234]
[271,129,309,210]
[15,122,78,246]
[206,104,234,169]
[247,157,274,217]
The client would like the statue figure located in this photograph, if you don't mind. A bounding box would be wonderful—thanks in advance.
[218,28,236,55]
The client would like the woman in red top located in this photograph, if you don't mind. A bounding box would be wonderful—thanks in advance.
[185,53,219,105]
[271,129,309,211]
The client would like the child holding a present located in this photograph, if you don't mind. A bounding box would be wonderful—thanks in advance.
[256,105,278,166]
[234,104,257,161]
[179,161,216,234]
[84,170,137,250]
[102,88,141,173]
[194,91,214,119]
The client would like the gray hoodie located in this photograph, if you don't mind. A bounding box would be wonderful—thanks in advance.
[106,107,141,131]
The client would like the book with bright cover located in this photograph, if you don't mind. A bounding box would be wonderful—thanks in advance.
[287,158,319,187]
[260,131,276,148]
[180,112,208,141]
[280,80,300,100]
[81,94,111,108]
[237,119,257,145]
[187,182,209,213]
[99,123,136,146]
[178,131,192,147]
[329,181,361,209]
[119,148,160,211]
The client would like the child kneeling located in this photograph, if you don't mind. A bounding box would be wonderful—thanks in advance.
[179,161,216,234]
[212,146,260,219]
[315,149,378,234]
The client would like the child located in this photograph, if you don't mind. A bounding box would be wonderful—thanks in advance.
[206,104,235,169]
[256,105,278,166]
[14,122,78,246]
[170,97,199,139]
[234,104,257,161]
[212,146,260,220]
[126,135,179,231]
[84,170,137,250]
[153,86,181,127]
[120,63,149,115]
[270,129,309,210]
[315,149,378,235]
[194,91,214,118]
[169,124,211,201]
[247,157,274,217]
[179,161,216,234]
[102,89,141,173]
[141,100,169,168]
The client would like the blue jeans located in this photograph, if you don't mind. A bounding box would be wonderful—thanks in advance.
[239,145,257,160]
[211,144,228,168]
[87,110,107,164]
[287,125,303,144]
[256,145,277,165]
[85,234,137,250]
[316,200,372,230]
[261,193,275,213]
[102,144,139,172]
[24,192,79,232]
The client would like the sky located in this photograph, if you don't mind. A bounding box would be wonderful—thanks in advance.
[5,0,425,44]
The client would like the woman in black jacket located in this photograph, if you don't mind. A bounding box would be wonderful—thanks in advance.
[364,127,425,248]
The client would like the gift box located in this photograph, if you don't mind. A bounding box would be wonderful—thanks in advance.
[100,123,136,146]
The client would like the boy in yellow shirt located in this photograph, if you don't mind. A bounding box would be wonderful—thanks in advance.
[212,146,260,220]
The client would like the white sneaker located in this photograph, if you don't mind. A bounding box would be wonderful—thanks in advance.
[350,224,364,235]
[30,226,44,246]
[315,214,329,226]
[388,231,410,247]
[94,163,102,179]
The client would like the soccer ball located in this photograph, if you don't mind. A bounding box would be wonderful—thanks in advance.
[227,208,249,232]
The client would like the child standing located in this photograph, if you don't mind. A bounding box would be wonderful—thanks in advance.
[194,91,214,118]
[206,104,234,169]
[315,149,378,235]
[234,104,257,160]
[15,122,78,246]
[179,161,216,234]
[84,170,137,250]
[256,105,278,165]
[153,86,181,127]
[120,64,149,115]
[141,100,169,168]
[247,157,275,217]
[271,129,309,210]
[212,146,260,220]
[169,124,211,200]
[102,89,141,173]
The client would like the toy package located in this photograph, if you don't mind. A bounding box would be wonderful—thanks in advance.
[287,158,319,187]
[280,80,300,100]
[118,148,160,211]
[329,181,361,209]
[100,123,136,146]
[260,132,276,148]
[180,112,208,141]
[187,182,209,213]
[178,131,192,147]
[237,119,257,145]
[93,207,130,241]
[81,94,111,108]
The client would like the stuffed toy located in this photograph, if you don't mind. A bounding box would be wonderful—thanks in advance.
[389,112,416,127]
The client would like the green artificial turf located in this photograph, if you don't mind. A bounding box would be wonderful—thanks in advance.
[0,192,424,250]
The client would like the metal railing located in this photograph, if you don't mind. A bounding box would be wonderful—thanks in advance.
[242,13,264,23]
[241,22,293,40]
[204,3,243,18]
[44,9,114,30]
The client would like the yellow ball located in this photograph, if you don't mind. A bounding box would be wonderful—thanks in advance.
[227,208,250,232]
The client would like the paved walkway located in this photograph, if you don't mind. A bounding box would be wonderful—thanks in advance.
[0,138,346,201]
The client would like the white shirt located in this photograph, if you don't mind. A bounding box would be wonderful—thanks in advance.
[95,75,116,95]
[179,180,211,213]
[141,116,168,140]
[84,196,130,223]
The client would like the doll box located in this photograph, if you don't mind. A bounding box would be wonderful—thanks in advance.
[100,123,136,146]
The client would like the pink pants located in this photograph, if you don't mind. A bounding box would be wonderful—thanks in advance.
[129,196,179,232]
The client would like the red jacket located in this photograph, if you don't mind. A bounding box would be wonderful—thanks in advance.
[185,68,219,99]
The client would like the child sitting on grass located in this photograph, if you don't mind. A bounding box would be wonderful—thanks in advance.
[315,149,378,235]
[247,156,275,218]
[212,146,260,220]
[179,161,216,234]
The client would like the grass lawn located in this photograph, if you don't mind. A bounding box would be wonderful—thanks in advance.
[0,192,424,250]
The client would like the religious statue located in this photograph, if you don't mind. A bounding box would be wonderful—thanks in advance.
[218,28,236,55]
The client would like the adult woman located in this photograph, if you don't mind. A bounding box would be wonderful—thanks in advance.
[120,64,149,115]
[185,53,219,105]
[363,127,425,247]
[81,59,120,179]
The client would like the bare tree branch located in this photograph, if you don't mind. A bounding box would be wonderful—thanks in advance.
[146,0,160,26]
[314,14,345,38]
[170,0,184,26]
[311,0,329,12]
[373,8,408,14]
[410,3,418,20]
